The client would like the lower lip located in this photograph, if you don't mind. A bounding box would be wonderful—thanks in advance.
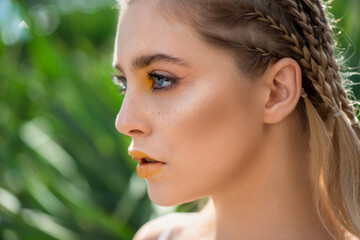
[136,162,166,178]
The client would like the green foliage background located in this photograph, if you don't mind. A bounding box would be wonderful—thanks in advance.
[0,0,359,239]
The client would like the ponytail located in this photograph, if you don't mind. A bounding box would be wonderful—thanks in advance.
[327,113,360,236]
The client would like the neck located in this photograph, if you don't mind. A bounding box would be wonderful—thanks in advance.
[206,113,336,240]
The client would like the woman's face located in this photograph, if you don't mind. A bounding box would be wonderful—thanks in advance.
[114,1,266,206]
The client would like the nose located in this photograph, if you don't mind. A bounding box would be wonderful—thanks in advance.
[115,93,152,137]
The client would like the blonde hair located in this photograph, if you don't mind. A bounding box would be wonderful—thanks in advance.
[120,0,360,238]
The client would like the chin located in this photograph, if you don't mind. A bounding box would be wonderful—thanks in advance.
[148,191,183,207]
[147,186,201,207]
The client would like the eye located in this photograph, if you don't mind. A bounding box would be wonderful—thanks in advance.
[111,73,127,94]
[147,72,178,93]
[152,73,171,88]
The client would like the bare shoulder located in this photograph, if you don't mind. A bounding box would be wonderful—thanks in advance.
[133,212,198,240]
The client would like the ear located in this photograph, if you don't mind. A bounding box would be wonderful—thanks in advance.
[262,58,302,124]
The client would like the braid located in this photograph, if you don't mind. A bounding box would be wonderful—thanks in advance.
[277,0,342,115]
[292,0,359,127]
[249,0,359,131]
[243,6,338,118]
[301,0,360,134]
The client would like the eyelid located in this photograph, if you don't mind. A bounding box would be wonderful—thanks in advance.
[147,70,180,81]
[146,71,179,93]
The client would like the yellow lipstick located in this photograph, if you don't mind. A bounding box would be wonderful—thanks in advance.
[128,150,166,179]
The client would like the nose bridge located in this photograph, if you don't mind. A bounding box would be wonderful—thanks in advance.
[115,91,151,137]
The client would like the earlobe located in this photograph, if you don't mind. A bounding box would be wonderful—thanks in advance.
[263,58,302,124]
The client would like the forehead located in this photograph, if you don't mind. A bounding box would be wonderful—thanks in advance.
[117,1,174,46]
[114,1,189,63]
[113,0,243,80]
[113,1,204,69]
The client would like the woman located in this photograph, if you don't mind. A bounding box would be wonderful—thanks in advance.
[112,0,360,239]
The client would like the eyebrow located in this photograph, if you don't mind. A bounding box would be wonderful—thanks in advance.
[113,53,191,73]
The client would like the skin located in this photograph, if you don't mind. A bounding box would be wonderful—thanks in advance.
[113,1,339,239]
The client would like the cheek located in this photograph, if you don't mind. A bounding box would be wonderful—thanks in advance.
[151,77,263,201]
[170,79,260,151]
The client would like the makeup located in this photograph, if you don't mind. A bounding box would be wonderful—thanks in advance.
[136,161,166,178]
[128,150,166,178]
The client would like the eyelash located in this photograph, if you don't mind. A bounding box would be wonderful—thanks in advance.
[111,72,178,94]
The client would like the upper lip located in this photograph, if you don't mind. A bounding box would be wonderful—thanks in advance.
[128,149,163,163]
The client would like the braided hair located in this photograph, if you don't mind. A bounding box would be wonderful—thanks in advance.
[121,0,360,238]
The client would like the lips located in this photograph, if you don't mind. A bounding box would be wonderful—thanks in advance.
[128,150,164,163]
[128,149,166,178]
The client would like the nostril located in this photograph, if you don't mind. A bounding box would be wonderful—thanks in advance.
[129,129,144,134]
